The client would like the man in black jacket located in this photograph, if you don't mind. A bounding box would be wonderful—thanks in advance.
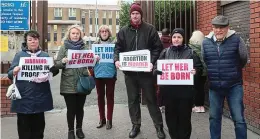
[114,3,165,139]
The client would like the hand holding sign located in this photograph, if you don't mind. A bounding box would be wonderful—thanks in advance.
[115,61,120,69]
[13,66,21,76]
[62,57,68,64]
[191,69,196,75]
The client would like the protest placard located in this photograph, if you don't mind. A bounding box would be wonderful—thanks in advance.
[157,59,194,85]
[92,44,114,63]
[119,50,150,72]
[66,50,96,68]
[17,57,54,81]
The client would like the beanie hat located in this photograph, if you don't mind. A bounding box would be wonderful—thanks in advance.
[171,28,185,38]
[130,3,143,17]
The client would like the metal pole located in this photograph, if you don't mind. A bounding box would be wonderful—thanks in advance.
[95,0,98,41]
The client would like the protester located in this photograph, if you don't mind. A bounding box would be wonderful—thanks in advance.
[55,24,96,139]
[154,28,202,139]
[93,25,117,130]
[160,28,171,48]
[202,15,248,139]
[7,30,59,139]
[189,30,207,113]
[114,3,165,139]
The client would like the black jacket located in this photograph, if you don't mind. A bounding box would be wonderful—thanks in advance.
[114,22,163,75]
[154,45,203,99]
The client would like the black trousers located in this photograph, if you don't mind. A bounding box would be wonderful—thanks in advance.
[194,76,207,106]
[64,94,87,131]
[124,74,163,127]
[165,98,193,139]
[17,112,45,139]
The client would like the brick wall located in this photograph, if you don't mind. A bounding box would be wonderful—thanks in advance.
[196,1,260,134]
[243,1,260,133]
[1,76,16,117]
[196,1,221,35]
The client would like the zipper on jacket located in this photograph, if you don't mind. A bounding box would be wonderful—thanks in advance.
[135,30,138,50]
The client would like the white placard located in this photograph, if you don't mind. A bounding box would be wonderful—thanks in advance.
[66,49,96,68]
[17,57,54,81]
[92,44,114,63]
[157,59,194,85]
[119,50,150,72]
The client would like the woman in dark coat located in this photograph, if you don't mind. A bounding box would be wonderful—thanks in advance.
[154,28,202,139]
[7,30,59,139]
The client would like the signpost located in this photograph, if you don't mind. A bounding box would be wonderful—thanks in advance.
[0,0,30,31]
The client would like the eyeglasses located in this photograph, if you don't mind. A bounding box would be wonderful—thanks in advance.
[100,30,108,33]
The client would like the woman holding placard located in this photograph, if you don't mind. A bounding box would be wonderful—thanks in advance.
[55,25,95,139]
[153,28,202,139]
[92,25,117,130]
[7,30,59,139]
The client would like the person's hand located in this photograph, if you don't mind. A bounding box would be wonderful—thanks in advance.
[150,63,153,71]
[13,66,20,76]
[191,69,196,75]
[115,61,120,69]
[62,57,68,63]
[95,55,100,62]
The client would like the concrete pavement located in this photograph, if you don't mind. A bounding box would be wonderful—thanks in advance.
[1,104,260,139]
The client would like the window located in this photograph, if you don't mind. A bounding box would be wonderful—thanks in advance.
[90,33,93,37]
[82,26,85,33]
[81,12,85,18]
[69,8,76,17]
[53,25,57,32]
[116,11,119,18]
[61,25,66,39]
[103,18,106,24]
[61,33,65,39]
[82,18,85,24]
[103,11,106,18]
[54,33,57,41]
[47,25,51,41]
[54,8,62,17]
[109,25,112,31]
[90,18,92,24]
[116,19,119,25]
[108,11,112,18]
[116,25,119,33]
[89,25,92,33]
[109,19,112,25]
[96,19,98,25]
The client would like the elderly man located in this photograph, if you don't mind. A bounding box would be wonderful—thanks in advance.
[202,15,248,139]
[114,2,165,139]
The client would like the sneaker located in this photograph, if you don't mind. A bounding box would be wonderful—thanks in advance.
[192,106,201,113]
[200,106,205,113]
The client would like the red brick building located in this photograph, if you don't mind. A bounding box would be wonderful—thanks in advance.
[197,1,260,134]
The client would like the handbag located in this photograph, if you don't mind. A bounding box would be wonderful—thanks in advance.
[76,69,96,95]
[6,76,22,100]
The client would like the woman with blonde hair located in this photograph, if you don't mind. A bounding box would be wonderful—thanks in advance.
[55,24,95,139]
[189,30,207,113]
[93,25,117,130]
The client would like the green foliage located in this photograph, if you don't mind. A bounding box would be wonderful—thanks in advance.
[119,1,132,29]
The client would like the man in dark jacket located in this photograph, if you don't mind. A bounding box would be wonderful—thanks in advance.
[114,3,165,139]
[202,15,248,139]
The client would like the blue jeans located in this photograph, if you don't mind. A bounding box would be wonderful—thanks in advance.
[209,84,247,139]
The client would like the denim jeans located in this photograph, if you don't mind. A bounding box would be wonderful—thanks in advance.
[209,84,247,139]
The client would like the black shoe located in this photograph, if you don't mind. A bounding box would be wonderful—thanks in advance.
[106,120,112,130]
[156,126,165,139]
[68,130,75,139]
[129,125,140,138]
[76,128,85,139]
[96,119,106,128]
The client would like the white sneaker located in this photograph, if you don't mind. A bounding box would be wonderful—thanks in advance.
[200,106,205,113]
[192,106,201,113]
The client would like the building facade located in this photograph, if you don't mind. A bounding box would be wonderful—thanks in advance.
[47,3,120,47]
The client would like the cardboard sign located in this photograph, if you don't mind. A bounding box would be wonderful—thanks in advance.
[66,50,96,68]
[92,44,114,63]
[17,57,54,81]
[157,59,194,85]
[119,50,150,72]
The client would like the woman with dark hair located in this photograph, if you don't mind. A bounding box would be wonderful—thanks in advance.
[154,28,202,139]
[7,30,59,139]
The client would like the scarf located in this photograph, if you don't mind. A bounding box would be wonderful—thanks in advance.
[64,39,85,50]
[130,20,142,29]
